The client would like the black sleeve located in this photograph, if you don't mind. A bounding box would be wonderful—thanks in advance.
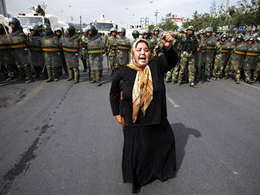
[109,70,121,116]
[159,46,179,74]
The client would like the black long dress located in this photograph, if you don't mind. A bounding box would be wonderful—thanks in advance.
[110,47,178,194]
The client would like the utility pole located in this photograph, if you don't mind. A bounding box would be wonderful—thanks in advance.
[154,9,159,26]
[80,15,82,31]
[225,0,230,13]
[224,0,230,32]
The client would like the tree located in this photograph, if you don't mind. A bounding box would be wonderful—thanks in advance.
[157,12,179,31]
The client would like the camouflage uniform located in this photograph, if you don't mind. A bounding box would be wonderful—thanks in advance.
[115,36,130,70]
[244,41,260,83]
[106,34,117,74]
[8,26,33,83]
[87,34,105,84]
[213,39,233,79]
[42,31,62,82]
[253,40,260,82]
[81,33,90,78]
[61,34,80,84]
[28,31,44,78]
[204,34,217,81]
[177,31,198,86]
[196,34,206,80]
[224,40,235,78]
[0,26,15,80]
[230,40,247,83]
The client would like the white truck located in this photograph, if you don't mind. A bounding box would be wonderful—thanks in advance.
[16,13,66,34]
[92,14,117,35]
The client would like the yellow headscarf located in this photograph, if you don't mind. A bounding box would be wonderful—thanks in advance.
[127,39,153,123]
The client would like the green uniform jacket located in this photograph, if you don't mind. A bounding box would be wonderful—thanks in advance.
[28,34,44,67]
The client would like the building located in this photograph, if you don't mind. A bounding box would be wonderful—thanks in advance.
[170,17,184,27]
[0,0,7,17]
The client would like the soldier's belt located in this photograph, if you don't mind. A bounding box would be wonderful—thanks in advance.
[63,47,78,53]
[234,51,246,55]
[29,47,42,51]
[9,44,27,49]
[112,46,117,50]
[206,46,215,49]
[117,46,130,50]
[88,49,105,54]
[43,48,60,52]
[220,50,231,53]
[202,50,206,53]
[0,45,8,50]
[246,52,259,56]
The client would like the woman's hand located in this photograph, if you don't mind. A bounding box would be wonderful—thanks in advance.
[161,32,173,50]
[114,115,122,124]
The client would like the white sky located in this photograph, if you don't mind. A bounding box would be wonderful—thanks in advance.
[6,0,239,27]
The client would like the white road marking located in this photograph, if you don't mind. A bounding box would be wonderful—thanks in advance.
[166,94,180,108]
[242,82,260,91]
[232,171,238,175]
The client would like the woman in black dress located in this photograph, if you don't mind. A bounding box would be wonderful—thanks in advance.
[110,33,178,194]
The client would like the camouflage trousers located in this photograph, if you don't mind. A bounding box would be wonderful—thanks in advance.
[253,62,260,82]
[231,58,243,82]
[204,51,215,79]
[166,63,180,83]
[213,53,229,79]
[109,55,116,72]
[178,52,195,84]
[196,51,205,79]
[243,62,252,83]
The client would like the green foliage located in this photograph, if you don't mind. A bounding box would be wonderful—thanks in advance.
[157,12,179,31]
[148,24,155,31]
[182,0,260,32]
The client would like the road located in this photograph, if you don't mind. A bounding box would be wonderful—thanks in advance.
[0,65,260,195]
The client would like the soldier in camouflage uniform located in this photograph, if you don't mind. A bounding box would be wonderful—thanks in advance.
[61,26,80,84]
[252,37,260,82]
[195,29,206,81]
[213,34,233,79]
[230,34,247,84]
[244,37,259,84]
[106,27,117,75]
[8,18,34,83]
[87,25,105,86]
[165,29,184,83]
[55,28,68,76]
[81,27,91,80]
[176,26,198,87]
[150,28,160,54]
[28,25,44,78]
[204,27,217,81]
[42,23,62,82]
[223,33,234,78]
[115,27,130,71]
[132,30,139,42]
[0,24,16,81]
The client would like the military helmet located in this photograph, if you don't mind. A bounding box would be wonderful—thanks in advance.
[54,27,62,32]
[132,30,139,39]
[43,23,51,30]
[143,29,152,37]
[187,26,194,31]
[198,29,204,35]
[88,24,98,36]
[227,33,233,38]
[236,33,244,41]
[118,27,126,35]
[8,18,21,28]
[110,27,117,33]
[29,25,38,32]
[247,36,254,42]
[205,27,213,33]
[221,33,227,39]
[64,25,75,35]
[256,36,260,42]
[153,27,160,32]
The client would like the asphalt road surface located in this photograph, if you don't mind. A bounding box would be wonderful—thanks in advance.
[0,65,260,195]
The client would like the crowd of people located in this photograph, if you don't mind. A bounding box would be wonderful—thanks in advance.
[1,17,260,87]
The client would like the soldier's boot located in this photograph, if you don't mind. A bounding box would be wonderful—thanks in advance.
[91,70,96,83]
[165,71,172,83]
[73,68,79,84]
[25,66,34,83]
[46,67,54,82]
[18,67,26,80]
[244,70,252,84]
[96,70,102,86]
[53,67,59,82]
[67,68,73,81]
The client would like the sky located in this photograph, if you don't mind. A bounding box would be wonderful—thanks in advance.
[6,0,240,27]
